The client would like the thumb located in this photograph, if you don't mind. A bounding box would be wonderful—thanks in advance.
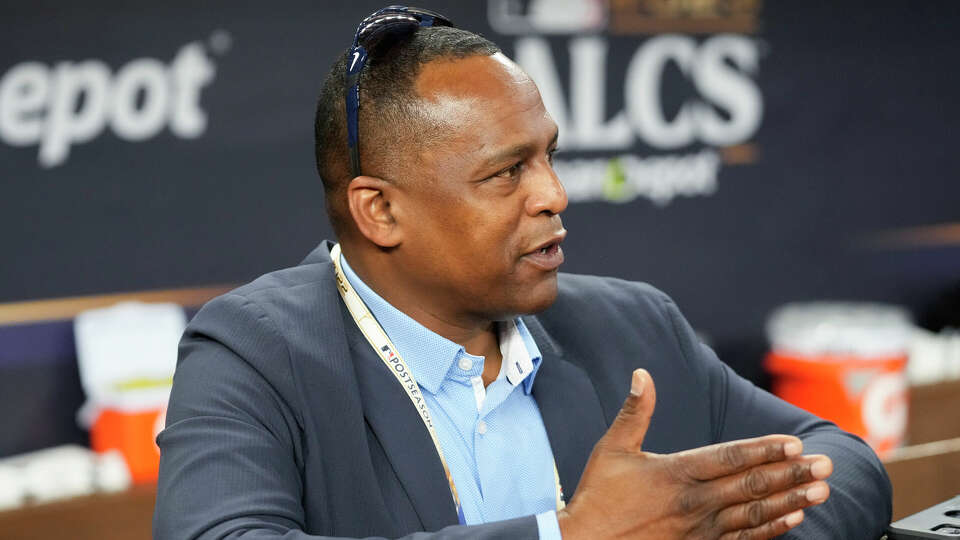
[602,368,657,453]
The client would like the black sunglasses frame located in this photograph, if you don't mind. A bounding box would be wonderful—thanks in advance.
[344,5,454,178]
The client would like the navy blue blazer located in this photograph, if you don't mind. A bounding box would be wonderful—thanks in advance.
[154,242,891,539]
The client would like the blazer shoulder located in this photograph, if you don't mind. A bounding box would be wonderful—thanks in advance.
[192,254,338,328]
[208,240,339,324]
[183,255,344,377]
[229,257,333,303]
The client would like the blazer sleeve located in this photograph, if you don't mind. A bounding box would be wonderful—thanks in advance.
[153,293,539,540]
[657,294,892,540]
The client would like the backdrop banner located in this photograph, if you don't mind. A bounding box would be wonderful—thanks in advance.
[2,0,959,454]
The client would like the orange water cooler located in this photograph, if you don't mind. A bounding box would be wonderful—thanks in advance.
[764,303,912,457]
[89,404,167,483]
[75,302,185,484]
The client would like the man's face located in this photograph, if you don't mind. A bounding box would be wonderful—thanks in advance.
[390,53,567,322]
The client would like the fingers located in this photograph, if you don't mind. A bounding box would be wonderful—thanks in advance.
[601,369,657,453]
[714,480,829,532]
[711,454,833,505]
[674,434,804,481]
[717,509,805,540]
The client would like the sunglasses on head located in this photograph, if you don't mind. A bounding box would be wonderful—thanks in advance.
[345,5,454,178]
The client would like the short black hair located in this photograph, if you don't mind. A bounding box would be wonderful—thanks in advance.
[314,25,500,236]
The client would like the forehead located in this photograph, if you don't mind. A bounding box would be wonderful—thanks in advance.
[413,53,552,153]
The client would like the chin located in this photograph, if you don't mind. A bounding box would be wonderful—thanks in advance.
[513,273,560,315]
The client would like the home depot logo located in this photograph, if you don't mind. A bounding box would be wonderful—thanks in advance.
[0,32,229,168]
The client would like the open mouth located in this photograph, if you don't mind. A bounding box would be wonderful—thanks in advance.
[539,243,558,256]
[524,241,564,270]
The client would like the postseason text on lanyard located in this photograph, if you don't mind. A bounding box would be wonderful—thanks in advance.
[329,243,565,526]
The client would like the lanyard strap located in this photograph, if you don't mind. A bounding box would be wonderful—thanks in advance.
[329,244,565,523]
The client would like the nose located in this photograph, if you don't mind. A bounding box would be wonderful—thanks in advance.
[526,161,568,216]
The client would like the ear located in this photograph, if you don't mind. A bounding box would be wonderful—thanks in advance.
[346,175,403,248]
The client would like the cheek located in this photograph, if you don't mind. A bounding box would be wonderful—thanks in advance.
[459,212,524,262]
[405,189,527,275]
[423,221,513,289]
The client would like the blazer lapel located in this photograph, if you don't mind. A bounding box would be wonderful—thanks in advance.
[346,304,460,531]
[525,315,609,499]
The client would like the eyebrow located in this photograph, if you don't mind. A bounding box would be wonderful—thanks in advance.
[478,128,560,171]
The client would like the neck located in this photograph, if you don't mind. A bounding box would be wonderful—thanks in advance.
[340,243,503,383]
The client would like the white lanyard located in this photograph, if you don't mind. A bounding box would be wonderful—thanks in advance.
[329,244,565,523]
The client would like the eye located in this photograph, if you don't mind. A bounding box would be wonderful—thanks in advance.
[492,161,524,180]
[547,147,559,165]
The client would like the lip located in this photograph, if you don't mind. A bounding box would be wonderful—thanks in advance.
[522,230,567,271]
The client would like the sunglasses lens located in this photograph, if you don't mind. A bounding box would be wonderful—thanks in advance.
[358,14,419,51]
[404,7,454,26]
[358,8,453,49]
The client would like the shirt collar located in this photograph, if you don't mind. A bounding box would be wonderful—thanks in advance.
[498,317,542,394]
[339,253,543,395]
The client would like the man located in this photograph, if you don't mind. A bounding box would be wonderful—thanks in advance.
[154,6,891,539]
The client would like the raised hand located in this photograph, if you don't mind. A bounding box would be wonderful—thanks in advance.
[557,369,833,540]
